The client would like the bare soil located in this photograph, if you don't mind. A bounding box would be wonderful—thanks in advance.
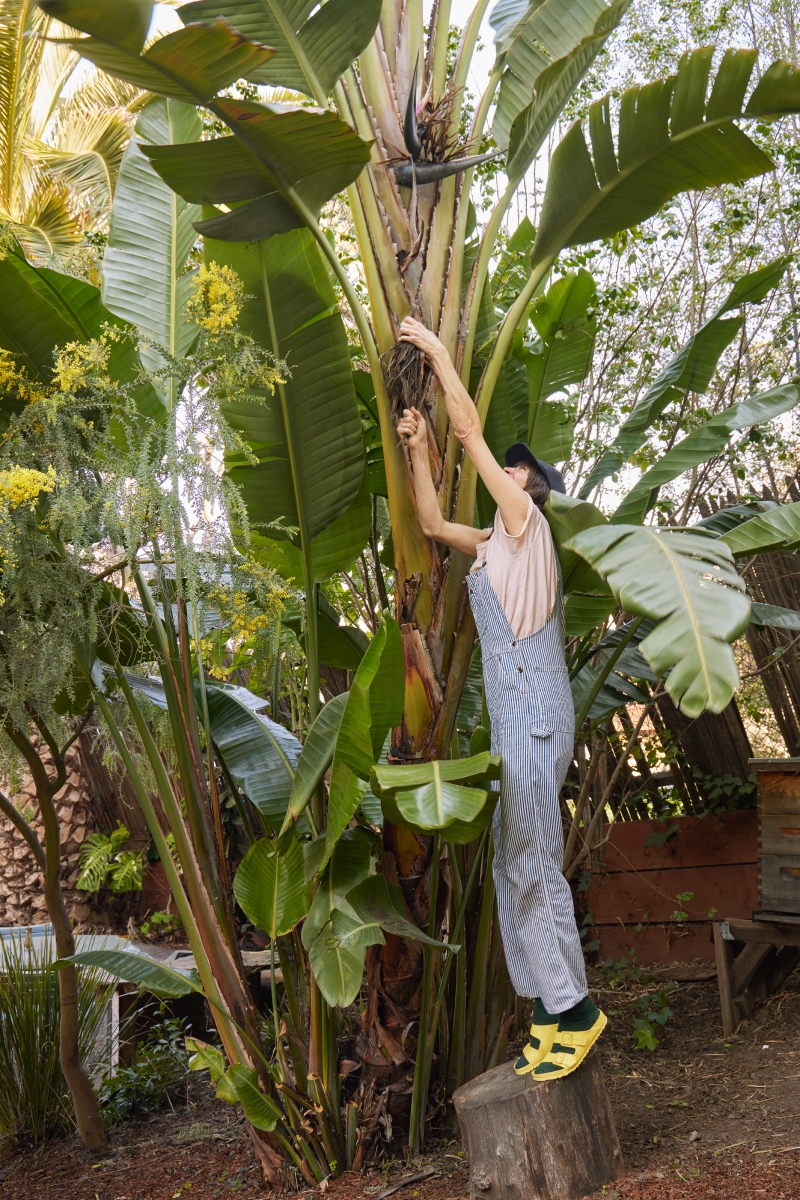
[4,963,800,1199]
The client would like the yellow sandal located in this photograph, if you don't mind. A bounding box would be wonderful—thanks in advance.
[532,1010,607,1080]
[513,1020,559,1076]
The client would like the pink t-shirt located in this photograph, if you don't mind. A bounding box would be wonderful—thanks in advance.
[469,494,557,639]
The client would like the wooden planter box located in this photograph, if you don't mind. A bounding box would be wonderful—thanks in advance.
[753,757,800,920]
[584,810,757,964]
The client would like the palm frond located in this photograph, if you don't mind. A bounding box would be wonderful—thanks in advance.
[33,69,142,213]
[0,1,50,211]
[28,23,80,137]
[17,181,81,261]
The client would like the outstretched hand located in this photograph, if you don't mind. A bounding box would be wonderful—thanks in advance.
[397,406,427,453]
[398,316,446,365]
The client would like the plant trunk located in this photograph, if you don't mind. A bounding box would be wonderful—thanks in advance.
[50,904,108,1152]
[5,721,108,1151]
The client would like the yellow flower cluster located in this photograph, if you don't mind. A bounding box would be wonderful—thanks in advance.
[0,348,31,400]
[187,263,245,333]
[53,339,110,393]
[0,349,18,390]
[0,464,57,511]
[203,559,291,686]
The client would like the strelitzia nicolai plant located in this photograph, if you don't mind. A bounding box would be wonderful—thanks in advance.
[30,0,800,1165]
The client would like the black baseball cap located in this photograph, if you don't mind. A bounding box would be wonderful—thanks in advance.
[505,442,566,494]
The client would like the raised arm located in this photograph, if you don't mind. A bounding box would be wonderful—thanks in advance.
[398,318,529,535]
[396,407,483,557]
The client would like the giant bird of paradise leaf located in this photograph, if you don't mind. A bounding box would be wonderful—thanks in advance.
[31,0,800,1169]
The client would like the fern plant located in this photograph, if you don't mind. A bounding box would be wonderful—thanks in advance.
[76,822,143,893]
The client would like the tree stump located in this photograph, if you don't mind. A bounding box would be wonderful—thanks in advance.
[453,1052,623,1200]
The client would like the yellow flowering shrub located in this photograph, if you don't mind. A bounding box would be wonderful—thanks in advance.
[0,349,19,390]
[204,558,291,688]
[187,263,245,333]
[53,339,111,393]
[0,349,33,401]
[0,465,57,511]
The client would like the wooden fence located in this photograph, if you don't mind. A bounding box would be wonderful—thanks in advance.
[584,809,757,964]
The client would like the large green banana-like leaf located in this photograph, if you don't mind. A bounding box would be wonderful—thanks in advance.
[307,918,366,1008]
[208,229,364,551]
[545,491,613,597]
[520,269,596,459]
[41,3,275,104]
[332,875,452,950]
[232,835,307,937]
[302,828,373,950]
[693,500,777,536]
[302,827,373,1008]
[751,602,800,631]
[495,0,632,181]
[186,1037,226,1081]
[118,669,303,824]
[282,691,348,831]
[224,1065,281,1132]
[565,524,750,715]
[527,398,576,465]
[563,592,616,637]
[298,595,371,672]
[40,0,153,50]
[371,754,500,814]
[145,104,370,244]
[525,270,597,408]
[580,258,791,498]
[370,752,502,843]
[204,684,301,827]
[333,617,404,782]
[532,49,800,270]
[56,949,202,997]
[102,97,201,410]
[491,0,615,141]
[324,616,404,865]
[40,1,372,243]
[570,651,650,723]
[569,619,656,720]
[719,500,800,556]
[0,239,162,424]
[251,469,372,586]
[612,382,800,524]
[180,0,382,98]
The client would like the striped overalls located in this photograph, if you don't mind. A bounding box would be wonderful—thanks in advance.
[466,562,587,1014]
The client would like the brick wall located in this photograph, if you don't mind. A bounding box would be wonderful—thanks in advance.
[0,737,153,930]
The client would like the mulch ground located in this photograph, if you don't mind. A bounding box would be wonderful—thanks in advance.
[5,962,800,1199]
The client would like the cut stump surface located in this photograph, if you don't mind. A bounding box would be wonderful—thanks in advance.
[453,1051,623,1200]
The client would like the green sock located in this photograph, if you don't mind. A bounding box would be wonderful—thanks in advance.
[534,998,559,1026]
[557,995,599,1031]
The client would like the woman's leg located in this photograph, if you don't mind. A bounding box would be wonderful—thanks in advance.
[492,801,537,996]
[496,726,587,1015]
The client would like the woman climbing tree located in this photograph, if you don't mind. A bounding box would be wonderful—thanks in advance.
[396,317,605,1080]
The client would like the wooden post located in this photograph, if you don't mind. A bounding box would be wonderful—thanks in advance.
[453,1052,623,1200]
[713,917,800,1036]
[713,920,737,1038]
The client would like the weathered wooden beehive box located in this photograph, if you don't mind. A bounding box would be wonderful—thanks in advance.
[753,758,800,919]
